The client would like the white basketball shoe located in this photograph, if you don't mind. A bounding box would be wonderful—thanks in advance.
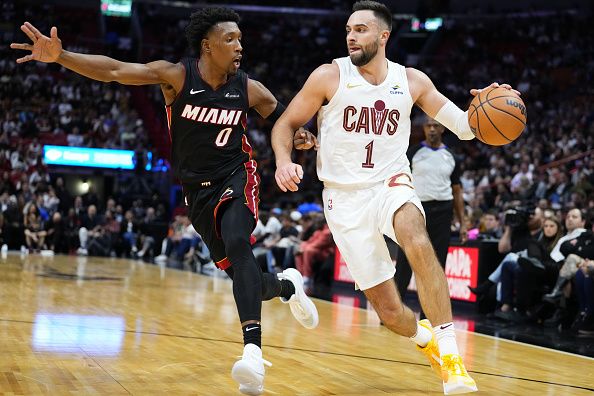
[231,344,272,395]
[277,268,319,329]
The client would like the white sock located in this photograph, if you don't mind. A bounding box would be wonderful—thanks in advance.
[433,322,459,357]
[410,322,432,347]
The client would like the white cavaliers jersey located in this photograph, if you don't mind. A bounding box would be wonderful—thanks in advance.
[317,57,413,186]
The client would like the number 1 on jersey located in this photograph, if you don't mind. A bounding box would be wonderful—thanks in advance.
[362,140,375,168]
[215,127,233,147]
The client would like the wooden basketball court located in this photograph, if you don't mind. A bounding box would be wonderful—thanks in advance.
[1,254,592,395]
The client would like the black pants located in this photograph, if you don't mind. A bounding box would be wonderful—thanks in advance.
[395,200,453,300]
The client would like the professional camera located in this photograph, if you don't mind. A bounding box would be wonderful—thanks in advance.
[504,206,533,228]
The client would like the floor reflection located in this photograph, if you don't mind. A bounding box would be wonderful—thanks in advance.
[32,313,125,356]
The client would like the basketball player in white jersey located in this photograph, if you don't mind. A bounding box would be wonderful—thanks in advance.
[272,1,519,394]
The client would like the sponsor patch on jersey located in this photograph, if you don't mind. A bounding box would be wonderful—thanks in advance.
[224,91,240,99]
[390,84,403,95]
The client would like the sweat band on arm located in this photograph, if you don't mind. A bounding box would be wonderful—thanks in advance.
[434,101,475,140]
[266,101,286,123]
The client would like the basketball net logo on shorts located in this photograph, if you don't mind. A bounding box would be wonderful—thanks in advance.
[342,100,400,135]
[220,187,234,200]
[327,199,333,211]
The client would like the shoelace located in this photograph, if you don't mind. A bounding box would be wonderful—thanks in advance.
[236,355,273,367]
[443,357,466,376]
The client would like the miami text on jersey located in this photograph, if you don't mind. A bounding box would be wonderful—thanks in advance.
[181,105,244,126]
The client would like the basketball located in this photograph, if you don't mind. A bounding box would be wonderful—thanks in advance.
[468,86,527,146]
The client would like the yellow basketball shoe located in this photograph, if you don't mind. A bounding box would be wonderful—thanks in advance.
[415,319,442,379]
[441,354,478,394]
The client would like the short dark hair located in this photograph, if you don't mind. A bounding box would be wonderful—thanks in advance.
[185,7,240,55]
[352,1,392,32]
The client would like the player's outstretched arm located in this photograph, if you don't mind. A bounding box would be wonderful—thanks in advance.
[407,68,520,140]
[271,63,336,192]
[10,22,181,87]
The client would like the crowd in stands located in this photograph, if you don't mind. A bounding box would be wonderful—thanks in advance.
[1,1,593,335]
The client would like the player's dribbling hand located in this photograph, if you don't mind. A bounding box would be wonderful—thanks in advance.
[275,162,303,192]
[293,128,319,151]
[10,22,62,64]
[470,82,521,97]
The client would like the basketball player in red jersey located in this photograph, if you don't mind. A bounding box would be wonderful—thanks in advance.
[12,8,318,395]
[272,1,519,394]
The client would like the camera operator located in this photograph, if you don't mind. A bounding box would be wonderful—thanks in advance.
[492,205,553,321]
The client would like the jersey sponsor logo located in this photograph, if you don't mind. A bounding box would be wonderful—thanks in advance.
[342,101,400,135]
[390,84,404,95]
[190,89,205,95]
[346,83,362,89]
[224,91,240,98]
[180,104,244,126]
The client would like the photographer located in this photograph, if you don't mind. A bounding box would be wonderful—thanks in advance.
[472,206,553,321]
[497,206,555,321]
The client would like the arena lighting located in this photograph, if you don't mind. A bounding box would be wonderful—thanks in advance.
[411,17,443,32]
[101,0,133,17]
[43,145,135,170]
[80,181,90,194]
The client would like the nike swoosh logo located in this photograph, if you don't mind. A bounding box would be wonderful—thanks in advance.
[346,83,362,89]
[190,89,205,95]
[439,324,453,330]
[245,326,259,332]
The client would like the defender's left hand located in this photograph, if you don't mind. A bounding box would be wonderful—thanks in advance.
[293,128,319,151]
[470,82,521,97]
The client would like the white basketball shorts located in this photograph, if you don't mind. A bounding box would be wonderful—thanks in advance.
[322,174,425,290]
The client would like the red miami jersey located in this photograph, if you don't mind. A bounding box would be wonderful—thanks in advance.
[316,57,413,186]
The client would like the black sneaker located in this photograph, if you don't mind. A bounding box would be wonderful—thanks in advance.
[578,315,594,336]
[468,280,494,296]
[570,312,587,332]
[543,308,565,328]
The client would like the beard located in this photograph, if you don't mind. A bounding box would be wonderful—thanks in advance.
[349,40,379,66]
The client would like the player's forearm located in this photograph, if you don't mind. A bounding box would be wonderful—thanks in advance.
[271,121,294,165]
[57,50,124,82]
[434,101,475,140]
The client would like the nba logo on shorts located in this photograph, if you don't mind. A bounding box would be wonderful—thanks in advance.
[328,199,333,211]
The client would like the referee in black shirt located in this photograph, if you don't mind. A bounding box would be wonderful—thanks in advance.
[395,116,467,309]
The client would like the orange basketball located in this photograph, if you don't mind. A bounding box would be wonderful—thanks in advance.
[468,86,527,146]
